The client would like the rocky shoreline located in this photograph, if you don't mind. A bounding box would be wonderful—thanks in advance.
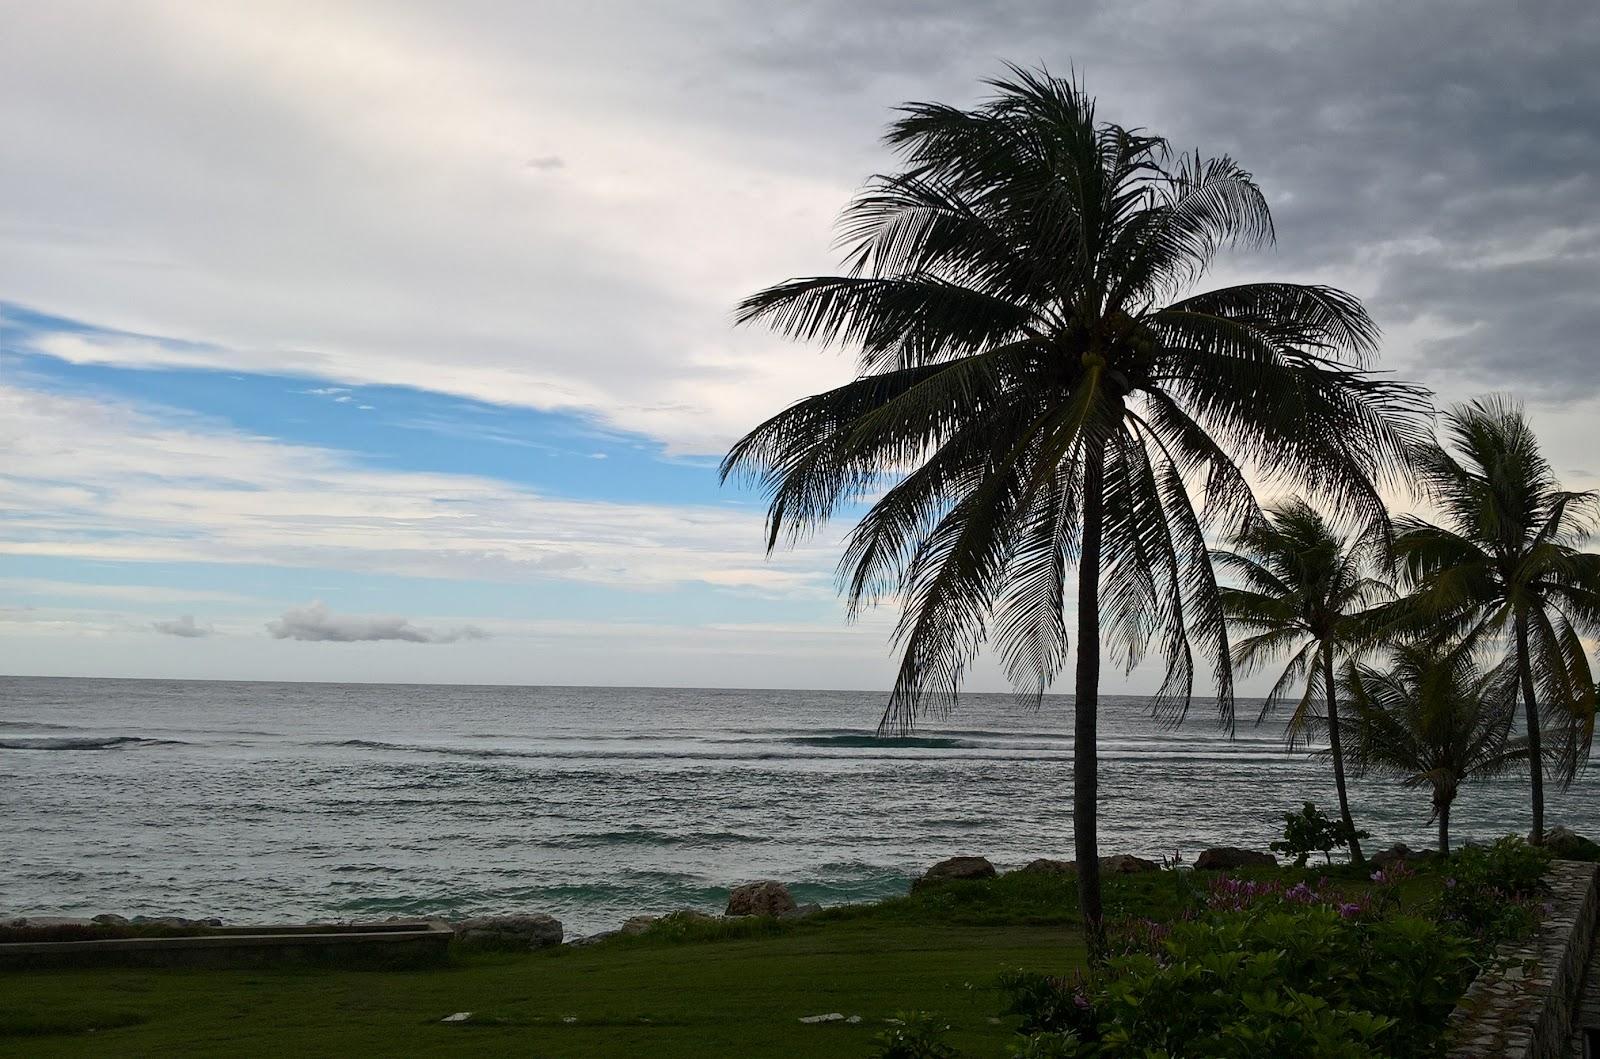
[5,844,1307,950]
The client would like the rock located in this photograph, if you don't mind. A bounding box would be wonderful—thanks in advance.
[1194,847,1277,870]
[846,1015,862,1024]
[620,915,659,936]
[911,855,998,892]
[780,903,822,920]
[440,1012,473,1023]
[663,909,717,925]
[567,930,617,947]
[1016,858,1076,875]
[799,1013,845,1024]
[725,880,797,917]
[453,913,563,950]
[1544,826,1600,860]
[11,916,93,928]
[91,914,130,927]
[1369,843,1435,867]
[1099,854,1159,874]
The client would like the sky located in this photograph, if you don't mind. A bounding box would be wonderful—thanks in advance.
[3,0,1598,692]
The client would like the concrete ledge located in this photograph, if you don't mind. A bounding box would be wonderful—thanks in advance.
[1446,860,1600,1059]
[0,922,453,971]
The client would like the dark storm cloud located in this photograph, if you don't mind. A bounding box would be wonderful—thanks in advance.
[713,0,1600,398]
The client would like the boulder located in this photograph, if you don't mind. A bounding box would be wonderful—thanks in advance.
[619,915,658,936]
[781,903,822,920]
[1543,826,1600,860]
[1016,858,1076,876]
[725,880,797,917]
[1099,854,1159,874]
[664,909,717,925]
[1194,847,1276,871]
[91,913,130,927]
[911,855,998,892]
[1369,843,1435,867]
[453,913,563,950]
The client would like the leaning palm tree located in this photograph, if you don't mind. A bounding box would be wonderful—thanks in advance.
[1343,645,1526,854]
[1394,397,1600,841]
[1212,499,1394,866]
[721,67,1426,949]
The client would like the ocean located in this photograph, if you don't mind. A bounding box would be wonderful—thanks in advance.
[2,676,1595,937]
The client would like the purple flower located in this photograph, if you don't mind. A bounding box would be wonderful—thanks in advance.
[1337,902,1362,919]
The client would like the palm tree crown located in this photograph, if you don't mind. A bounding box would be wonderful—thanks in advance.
[722,66,1426,946]
[1212,499,1395,863]
[1344,645,1527,854]
[1394,397,1600,838]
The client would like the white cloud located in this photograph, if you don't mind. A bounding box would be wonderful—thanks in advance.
[0,2,856,454]
[266,601,484,643]
[0,382,841,594]
[0,578,257,605]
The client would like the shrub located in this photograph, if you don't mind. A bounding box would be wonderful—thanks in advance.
[871,1012,962,1059]
[1435,835,1553,949]
[1270,802,1370,867]
[998,906,1471,1057]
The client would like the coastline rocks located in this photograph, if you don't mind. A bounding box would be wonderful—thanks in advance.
[781,903,822,920]
[912,856,997,892]
[130,915,222,928]
[1369,843,1435,868]
[1017,858,1075,876]
[453,913,563,950]
[91,914,130,927]
[1099,854,1159,875]
[1194,847,1276,871]
[620,915,658,936]
[726,880,797,917]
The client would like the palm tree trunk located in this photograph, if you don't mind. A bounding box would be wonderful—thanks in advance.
[1436,794,1451,856]
[1322,645,1363,866]
[1515,609,1545,843]
[1074,442,1105,961]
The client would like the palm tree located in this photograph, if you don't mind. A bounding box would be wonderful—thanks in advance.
[1343,645,1526,854]
[1394,397,1600,842]
[721,67,1425,950]
[1212,500,1394,866]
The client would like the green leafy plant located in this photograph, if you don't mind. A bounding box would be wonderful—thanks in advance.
[872,1012,963,1059]
[1435,836,1553,949]
[999,905,1471,1057]
[1270,802,1371,866]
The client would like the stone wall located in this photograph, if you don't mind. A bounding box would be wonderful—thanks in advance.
[1445,860,1600,1059]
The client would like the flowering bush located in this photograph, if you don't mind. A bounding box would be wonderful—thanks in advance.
[1435,836,1552,949]
[1000,907,1471,1058]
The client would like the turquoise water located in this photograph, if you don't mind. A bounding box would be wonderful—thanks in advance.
[2,676,1595,937]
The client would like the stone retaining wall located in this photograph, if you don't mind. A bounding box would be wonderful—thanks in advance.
[1445,860,1600,1059]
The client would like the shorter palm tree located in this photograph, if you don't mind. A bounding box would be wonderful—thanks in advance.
[1343,645,1527,854]
[1213,499,1393,866]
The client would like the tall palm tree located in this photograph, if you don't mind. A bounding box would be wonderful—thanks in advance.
[1343,645,1526,854]
[1212,499,1394,866]
[721,67,1425,950]
[1394,397,1600,842]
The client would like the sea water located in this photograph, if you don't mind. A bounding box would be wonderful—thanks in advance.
[2,676,1595,936]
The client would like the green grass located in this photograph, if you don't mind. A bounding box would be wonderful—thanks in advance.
[0,866,1436,1058]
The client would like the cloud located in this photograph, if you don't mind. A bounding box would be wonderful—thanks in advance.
[266,601,486,643]
[152,614,211,638]
[0,381,842,593]
[8,0,1599,457]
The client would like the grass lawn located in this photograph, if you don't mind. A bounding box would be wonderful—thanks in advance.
[1,920,1079,1057]
[0,866,1422,1058]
